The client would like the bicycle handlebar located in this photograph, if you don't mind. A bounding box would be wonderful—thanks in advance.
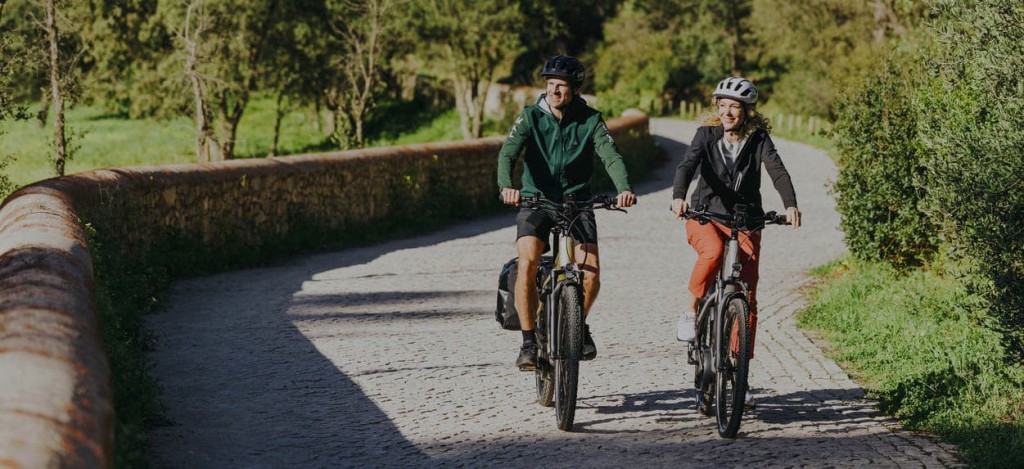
[683,207,790,228]
[520,195,627,214]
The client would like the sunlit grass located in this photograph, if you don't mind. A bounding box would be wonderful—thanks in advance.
[799,257,1024,467]
[0,97,477,191]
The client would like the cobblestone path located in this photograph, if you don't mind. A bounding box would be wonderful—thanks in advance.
[146,119,961,468]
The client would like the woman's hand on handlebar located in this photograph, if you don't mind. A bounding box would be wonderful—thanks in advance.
[786,206,801,229]
[616,191,636,208]
[671,198,688,219]
[500,187,520,206]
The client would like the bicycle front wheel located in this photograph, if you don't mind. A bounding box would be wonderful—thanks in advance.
[715,296,750,438]
[554,284,583,431]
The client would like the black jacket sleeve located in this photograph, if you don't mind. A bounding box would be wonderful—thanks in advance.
[672,127,706,199]
[760,135,798,208]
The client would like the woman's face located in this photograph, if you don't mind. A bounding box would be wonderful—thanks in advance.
[717,98,745,132]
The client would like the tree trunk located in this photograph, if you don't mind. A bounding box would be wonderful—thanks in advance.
[182,1,212,163]
[453,79,473,140]
[270,92,285,156]
[36,89,49,128]
[45,0,67,176]
[470,81,488,138]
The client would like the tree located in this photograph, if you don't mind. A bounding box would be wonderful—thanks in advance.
[919,0,1024,359]
[508,0,622,86]
[749,0,925,116]
[163,0,285,161]
[44,0,70,175]
[322,0,402,148]
[0,0,31,197]
[77,0,172,118]
[592,0,749,116]
[415,0,525,140]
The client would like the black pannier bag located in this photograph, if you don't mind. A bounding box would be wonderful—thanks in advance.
[495,256,553,330]
[495,257,520,330]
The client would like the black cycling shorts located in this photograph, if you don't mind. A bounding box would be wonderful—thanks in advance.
[516,207,598,247]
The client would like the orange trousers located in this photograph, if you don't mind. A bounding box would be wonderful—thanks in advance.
[685,219,761,358]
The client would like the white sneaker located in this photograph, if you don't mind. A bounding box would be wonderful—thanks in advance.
[744,385,756,409]
[676,312,695,342]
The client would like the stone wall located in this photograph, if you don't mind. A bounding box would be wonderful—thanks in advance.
[0,113,657,466]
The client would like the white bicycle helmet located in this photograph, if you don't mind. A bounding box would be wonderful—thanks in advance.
[713,77,758,104]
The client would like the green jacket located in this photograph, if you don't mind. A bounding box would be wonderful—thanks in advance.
[497,95,631,202]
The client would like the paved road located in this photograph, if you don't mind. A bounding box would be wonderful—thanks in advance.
[146,119,961,467]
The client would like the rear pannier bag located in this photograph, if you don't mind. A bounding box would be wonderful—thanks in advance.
[495,257,520,330]
[495,256,553,330]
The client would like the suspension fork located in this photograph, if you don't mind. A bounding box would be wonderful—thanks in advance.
[548,232,581,361]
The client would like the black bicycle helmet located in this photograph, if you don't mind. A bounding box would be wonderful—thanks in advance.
[540,55,585,89]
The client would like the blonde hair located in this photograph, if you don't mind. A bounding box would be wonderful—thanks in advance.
[699,99,772,139]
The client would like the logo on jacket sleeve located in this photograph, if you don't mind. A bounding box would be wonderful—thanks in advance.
[509,116,524,138]
[600,123,615,144]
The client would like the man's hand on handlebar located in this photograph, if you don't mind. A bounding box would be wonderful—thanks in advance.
[616,191,636,208]
[671,198,688,219]
[500,187,520,206]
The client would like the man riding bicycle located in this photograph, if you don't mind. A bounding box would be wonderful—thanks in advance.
[497,55,636,370]
[671,77,801,401]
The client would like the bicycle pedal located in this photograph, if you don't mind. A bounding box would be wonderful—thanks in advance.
[518,363,537,372]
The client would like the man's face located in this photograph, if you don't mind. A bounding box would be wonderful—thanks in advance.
[717,98,746,132]
[545,78,574,109]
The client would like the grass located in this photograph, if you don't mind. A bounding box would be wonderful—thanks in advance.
[0,97,475,193]
[799,257,1024,467]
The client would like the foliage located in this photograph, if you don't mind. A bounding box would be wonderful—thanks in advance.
[156,0,306,161]
[508,0,622,87]
[799,257,1024,468]
[77,0,170,117]
[84,222,166,468]
[592,0,749,117]
[0,0,31,197]
[318,0,404,148]
[829,42,938,269]
[412,0,526,140]
[917,0,1024,360]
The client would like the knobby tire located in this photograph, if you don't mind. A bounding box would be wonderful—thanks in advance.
[555,284,583,431]
[715,296,750,438]
[694,298,715,416]
[535,302,554,407]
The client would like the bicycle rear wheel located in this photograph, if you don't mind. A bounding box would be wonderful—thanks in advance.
[715,296,750,438]
[554,284,583,431]
[535,303,554,407]
[535,344,553,407]
[694,299,715,416]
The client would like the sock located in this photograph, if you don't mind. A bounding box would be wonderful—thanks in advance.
[522,330,536,345]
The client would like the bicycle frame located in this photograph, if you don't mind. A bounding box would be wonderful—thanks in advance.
[704,229,750,375]
[521,195,624,431]
[685,205,788,438]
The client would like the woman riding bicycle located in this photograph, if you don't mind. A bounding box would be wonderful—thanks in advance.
[497,55,636,370]
[670,77,801,368]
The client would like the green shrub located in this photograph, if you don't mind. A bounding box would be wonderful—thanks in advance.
[829,45,939,269]
[799,257,1024,467]
[918,0,1024,359]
